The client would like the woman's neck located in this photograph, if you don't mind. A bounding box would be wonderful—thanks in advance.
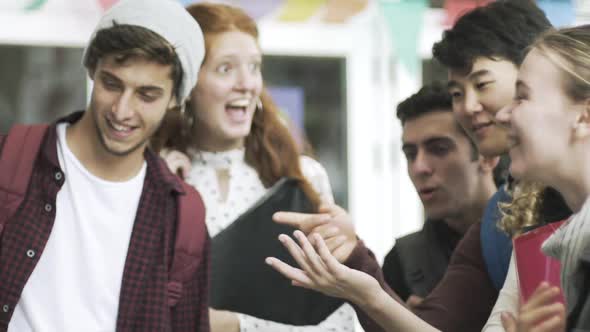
[193,125,244,152]
[555,178,589,213]
[548,152,590,213]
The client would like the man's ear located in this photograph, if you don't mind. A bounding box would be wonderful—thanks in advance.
[572,100,590,140]
[478,155,499,174]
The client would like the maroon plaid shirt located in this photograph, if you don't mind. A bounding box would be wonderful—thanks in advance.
[0,112,210,332]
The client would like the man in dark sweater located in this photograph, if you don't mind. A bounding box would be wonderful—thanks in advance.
[382,83,498,307]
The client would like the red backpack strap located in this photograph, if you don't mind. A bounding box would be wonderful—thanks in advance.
[0,124,49,235]
[167,181,207,306]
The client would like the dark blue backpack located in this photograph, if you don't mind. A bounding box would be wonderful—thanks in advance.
[480,185,513,290]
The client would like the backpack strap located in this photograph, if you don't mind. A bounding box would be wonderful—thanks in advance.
[167,181,207,306]
[0,124,49,235]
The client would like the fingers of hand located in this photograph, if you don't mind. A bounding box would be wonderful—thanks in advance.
[311,223,340,237]
[522,284,561,312]
[520,303,566,329]
[323,235,347,252]
[273,212,330,232]
[294,230,329,277]
[501,312,517,332]
[166,151,190,164]
[265,256,313,286]
[319,203,348,218]
[164,151,191,175]
[277,233,314,274]
[331,241,355,263]
[313,233,347,276]
[531,313,565,332]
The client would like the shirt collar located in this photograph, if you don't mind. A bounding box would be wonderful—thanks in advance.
[40,110,183,194]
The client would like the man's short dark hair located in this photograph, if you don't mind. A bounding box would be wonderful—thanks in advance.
[432,0,551,73]
[397,82,478,160]
[396,82,452,125]
[84,24,183,103]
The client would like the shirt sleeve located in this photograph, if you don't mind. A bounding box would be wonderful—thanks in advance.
[299,156,334,204]
[483,251,519,332]
[342,240,400,332]
[237,303,356,332]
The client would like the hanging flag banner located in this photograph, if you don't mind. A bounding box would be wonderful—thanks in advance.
[97,0,117,11]
[25,0,47,10]
[0,0,47,11]
[380,0,427,75]
[443,0,493,27]
[278,0,325,22]
[322,0,369,23]
[537,0,574,27]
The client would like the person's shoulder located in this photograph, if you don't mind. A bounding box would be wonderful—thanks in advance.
[298,155,334,202]
[146,149,189,191]
[298,155,327,175]
[393,228,430,255]
[396,228,427,243]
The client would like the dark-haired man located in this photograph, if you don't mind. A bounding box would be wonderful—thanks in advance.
[0,0,210,331]
[382,83,498,307]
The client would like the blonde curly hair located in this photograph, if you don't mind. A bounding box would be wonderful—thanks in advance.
[498,181,545,237]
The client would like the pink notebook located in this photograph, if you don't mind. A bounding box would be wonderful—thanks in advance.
[513,221,566,304]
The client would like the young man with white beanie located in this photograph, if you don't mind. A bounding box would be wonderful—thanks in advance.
[0,0,209,331]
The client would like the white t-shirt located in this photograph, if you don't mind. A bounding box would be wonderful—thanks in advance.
[185,148,355,332]
[9,123,146,332]
[483,251,519,332]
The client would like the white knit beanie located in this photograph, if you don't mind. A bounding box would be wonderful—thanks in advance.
[83,0,205,103]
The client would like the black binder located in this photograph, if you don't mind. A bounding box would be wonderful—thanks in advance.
[209,177,344,325]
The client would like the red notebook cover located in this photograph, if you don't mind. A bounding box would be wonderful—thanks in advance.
[513,221,566,304]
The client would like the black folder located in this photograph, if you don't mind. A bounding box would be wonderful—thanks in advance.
[209,177,345,325]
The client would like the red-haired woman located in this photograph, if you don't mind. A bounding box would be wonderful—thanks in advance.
[154,3,356,332]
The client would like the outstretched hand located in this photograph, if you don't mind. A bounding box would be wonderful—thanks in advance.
[272,204,357,262]
[265,230,380,307]
[501,282,565,332]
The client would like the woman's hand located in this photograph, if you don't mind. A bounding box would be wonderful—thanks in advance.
[501,282,565,332]
[161,149,191,179]
[272,203,358,263]
[265,230,380,307]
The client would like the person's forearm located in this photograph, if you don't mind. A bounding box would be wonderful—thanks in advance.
[343,240,409,332]
[344,240,404,302]
[356,288,440,332]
